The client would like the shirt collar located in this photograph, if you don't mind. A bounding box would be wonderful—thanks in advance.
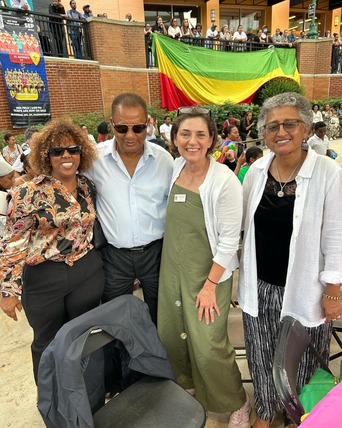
[108,138,155,161]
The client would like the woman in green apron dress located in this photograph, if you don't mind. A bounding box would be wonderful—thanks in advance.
[158,109,251,428]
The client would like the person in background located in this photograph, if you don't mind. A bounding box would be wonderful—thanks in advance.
[48,0,67,57]
[13,152,36,186]
[125,13,132,22]
[272,28,282,44]
[235,146,263,184]
[246,26,259,43]
[80,124,96,144]
[312,104,323,123]
[220,25,231,41]
[152,16,167,35]
[9,0,30,10]
[97,121,112,143]
[222,112,241,134]
[307,121,330,156]
[144,22,154,68]
[0,119,105,384]
[239,111,258,142]
[85,93,174,326]
[168,17,182,39]
[66,0,84,59]
[0,158,15,237]
[82,4,92,19]
[158,108,251,428]
[330,107,340,140]
[322,103,333,140]
[160,115,173,148]
[206,23,219,48]
[287,29,297,46]
[12,127,39,174]
[299,31,307,40]
[2,132,22,166]
[180,19,193,38]
[239,92,342,428]
[193,23,202,38]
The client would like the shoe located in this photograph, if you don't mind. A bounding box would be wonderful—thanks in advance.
[228,393,251,427]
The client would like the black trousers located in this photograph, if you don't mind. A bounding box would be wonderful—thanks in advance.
[100,239,163,326]
[21,249,105,384]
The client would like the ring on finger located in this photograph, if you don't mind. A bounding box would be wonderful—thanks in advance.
[210,308,215,313]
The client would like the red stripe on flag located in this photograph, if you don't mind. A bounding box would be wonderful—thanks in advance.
[160,73,196,110]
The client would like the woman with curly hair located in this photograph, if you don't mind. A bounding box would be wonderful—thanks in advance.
[0,118,105,384]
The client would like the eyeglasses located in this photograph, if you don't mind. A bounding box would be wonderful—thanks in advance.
[177,107,211,117]
[48,145,82,157]
[113,123,147,134]
[263,120,304,134]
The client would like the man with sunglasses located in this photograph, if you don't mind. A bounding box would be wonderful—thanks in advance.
[86,93,174,325]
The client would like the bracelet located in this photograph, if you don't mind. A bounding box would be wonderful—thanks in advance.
[207,277,218,286]
[323,293,341,301]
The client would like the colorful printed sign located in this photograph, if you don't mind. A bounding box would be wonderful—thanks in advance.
[0,8,51,127]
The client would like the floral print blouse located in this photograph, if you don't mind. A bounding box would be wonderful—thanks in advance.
[0,174,96,298]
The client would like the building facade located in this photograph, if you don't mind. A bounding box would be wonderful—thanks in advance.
[32,0,340,38]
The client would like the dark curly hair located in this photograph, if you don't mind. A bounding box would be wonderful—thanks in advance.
[29,118,98,176]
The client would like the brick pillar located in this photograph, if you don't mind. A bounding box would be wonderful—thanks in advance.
[87,18,146,68]
[296,39,332,75]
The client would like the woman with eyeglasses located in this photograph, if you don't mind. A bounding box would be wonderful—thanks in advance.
[238,93,342,428]
[158,109,251,427]
[0,118,105,385]
[167,18,182,39]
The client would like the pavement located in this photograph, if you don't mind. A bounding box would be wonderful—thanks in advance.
[0,138,341,428]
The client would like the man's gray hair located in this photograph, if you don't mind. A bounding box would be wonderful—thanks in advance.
[257,92,313,135]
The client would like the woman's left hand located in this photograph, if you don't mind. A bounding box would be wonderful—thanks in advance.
[321,284,341,323]
[196,282,220,325]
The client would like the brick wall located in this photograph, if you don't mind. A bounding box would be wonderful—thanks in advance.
[296,39,332,75]
[330,75,342,99]
[88,20,146,68]
[45,58,104,117]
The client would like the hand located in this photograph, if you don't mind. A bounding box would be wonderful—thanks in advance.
[0,296,23,321]
[322,297,341,323]
[196,282,220,325]
[237,151,246,166]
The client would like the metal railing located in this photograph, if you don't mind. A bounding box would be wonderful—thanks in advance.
[0,6,92,60]
[180,36,295,52]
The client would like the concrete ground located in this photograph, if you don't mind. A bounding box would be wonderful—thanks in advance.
[1,138,341,428]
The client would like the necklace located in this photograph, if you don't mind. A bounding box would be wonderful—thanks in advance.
[70,187,78,197]
[274,156,302,198]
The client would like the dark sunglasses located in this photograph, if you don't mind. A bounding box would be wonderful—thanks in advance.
[177,106,211,117]
[48,145,82,157]
[113,123,147,134]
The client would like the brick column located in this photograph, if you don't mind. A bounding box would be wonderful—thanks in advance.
[296,39,332,75]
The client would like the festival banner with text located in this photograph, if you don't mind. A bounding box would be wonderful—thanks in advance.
[0,8,51,128]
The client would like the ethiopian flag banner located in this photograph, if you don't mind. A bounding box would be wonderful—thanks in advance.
[152,34,300,110]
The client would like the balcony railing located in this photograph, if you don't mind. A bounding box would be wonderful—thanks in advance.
[179,37,294,52]
[0,6,92,60]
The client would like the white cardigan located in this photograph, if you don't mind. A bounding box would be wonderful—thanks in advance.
[238,147,342,327]
[171,156,243,282]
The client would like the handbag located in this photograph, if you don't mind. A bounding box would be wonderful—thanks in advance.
[85,177,108,250]
[299,368,341,414]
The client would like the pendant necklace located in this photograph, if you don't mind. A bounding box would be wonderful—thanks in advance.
[274,156,302,198]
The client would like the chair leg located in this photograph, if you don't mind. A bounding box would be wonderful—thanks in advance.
[329,329,342,361]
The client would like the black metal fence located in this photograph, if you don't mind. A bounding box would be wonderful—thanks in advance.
[0,6,92,60]
[180,37,294,52]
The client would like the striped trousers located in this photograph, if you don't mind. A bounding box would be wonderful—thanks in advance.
[242,279,332,420]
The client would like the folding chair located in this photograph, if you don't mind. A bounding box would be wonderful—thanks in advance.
[329,319,342,361]
[228,301,252,383]
[38,295,206,428]
[272,316,332,425]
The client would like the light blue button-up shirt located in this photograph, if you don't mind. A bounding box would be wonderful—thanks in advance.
[86,139,174,248]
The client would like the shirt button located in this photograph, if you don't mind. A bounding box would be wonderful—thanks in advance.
[180,332,187,340]
[175,300,181,307]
